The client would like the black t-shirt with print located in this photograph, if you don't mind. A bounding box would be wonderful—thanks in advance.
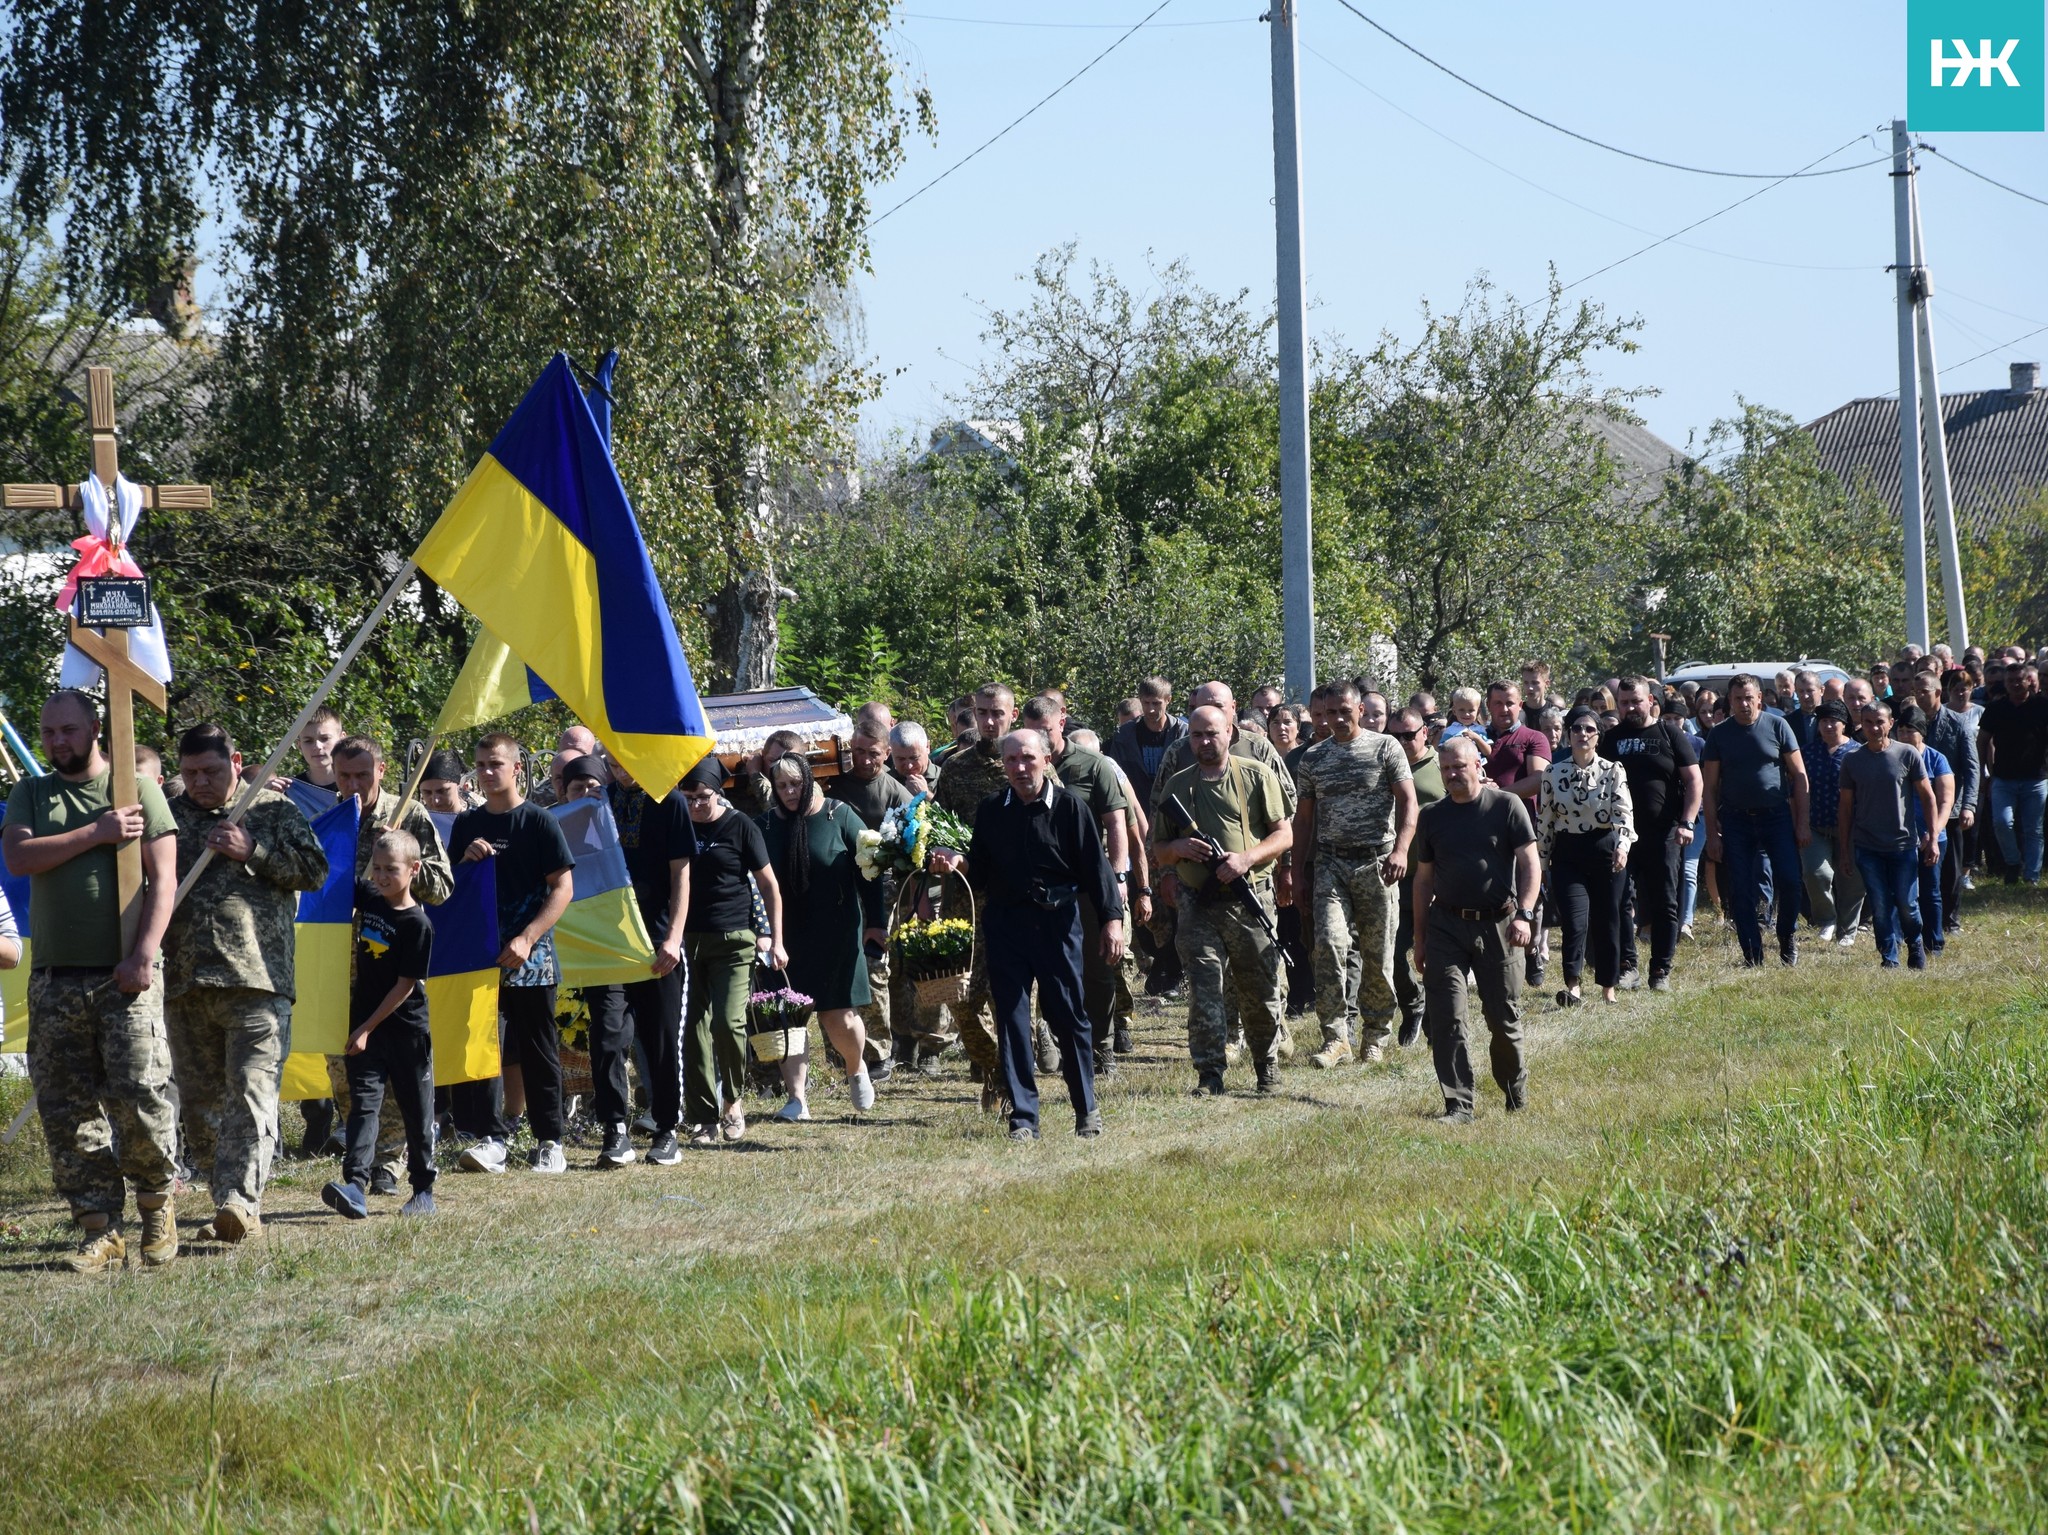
[685,809,771,934]
[351,882,433,1033]
[1598,718,1698,826]
[449,801,575,948]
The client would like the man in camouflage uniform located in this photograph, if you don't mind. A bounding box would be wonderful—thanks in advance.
[164,724,329,1240]
[2,689,182,1272]
[326,736,453,1187]
[1148,680,1299,1062]
[1152,705,1294,1095]
[1294,679,1418,1068]
[935,683,1061,1109]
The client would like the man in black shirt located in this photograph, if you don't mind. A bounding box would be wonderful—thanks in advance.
[590,756,692,1166]
[450,733,575,1174]
[933,730,1125,1141]
[1600,676,1702,992]
[1981,660,2047,884]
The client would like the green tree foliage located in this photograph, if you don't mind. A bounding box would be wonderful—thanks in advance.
[1320,275,1654,692]
[1646,403,1903,669]
[0,0,926,750]
[781,249,1390,726]
[1961,489,2048,649]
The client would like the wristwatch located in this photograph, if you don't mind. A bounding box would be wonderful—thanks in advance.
[1114,870,1129,883]
[1135,886,1153,896]
[1514,908,1536,924]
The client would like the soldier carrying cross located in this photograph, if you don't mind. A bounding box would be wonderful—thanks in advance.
[1,366,213,1273]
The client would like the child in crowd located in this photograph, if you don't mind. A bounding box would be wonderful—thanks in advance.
[417,750,472,854]
[323,829,438,1220]
[1439,688,1490,748]
[276,705,346,820]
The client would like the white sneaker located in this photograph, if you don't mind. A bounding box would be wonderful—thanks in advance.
[1817,924,1836,943]
[1836,928,1860,950]
[849,1070,876,1112]
[529,1140,567,1174]
[1678,924,1694,942]
[772,1098,811,1123]
[458,1137,508,1174]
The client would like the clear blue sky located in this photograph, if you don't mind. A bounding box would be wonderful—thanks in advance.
[859,0,2048,458]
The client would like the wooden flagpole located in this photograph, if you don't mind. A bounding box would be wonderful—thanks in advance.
[171,559,420,909]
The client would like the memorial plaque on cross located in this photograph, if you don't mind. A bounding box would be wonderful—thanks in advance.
[3,365,213,948]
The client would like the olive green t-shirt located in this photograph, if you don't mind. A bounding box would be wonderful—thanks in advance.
[1153,758,1289,892]
[5,768,176,968]
[1051,744,1130,827]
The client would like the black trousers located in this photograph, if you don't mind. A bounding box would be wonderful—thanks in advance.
[1939,822,1966,929]
[988,902,1095,1133]
[343,1026,435,1192]
[1277,903,1315,1012]
[1618,821,1682,978]
[586,967,686,1133]
[448,985,562,1143]
[1552,831,1626,989]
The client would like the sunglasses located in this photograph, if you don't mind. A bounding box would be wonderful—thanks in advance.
[1389,727,1424,740]
[1569,723,1600,735]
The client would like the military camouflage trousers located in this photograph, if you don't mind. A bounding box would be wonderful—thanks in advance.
[1176,884,1284,1076]
[166,986,290,1213]
[1312,852,1398,1049]
[26,967,179,1222]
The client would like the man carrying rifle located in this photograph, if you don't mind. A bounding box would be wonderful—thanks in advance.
[1152,705,1294,1097]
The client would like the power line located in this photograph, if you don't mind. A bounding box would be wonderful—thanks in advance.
[1540,135,1876,304]
[1302,43,1872,275]
[1328,0,1888,180]
[867,0,1179,230]
[901,9,1245,27]
[1940,323,2048,377]
[1917,143,2048,209]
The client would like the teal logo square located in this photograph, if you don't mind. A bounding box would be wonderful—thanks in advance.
[1908,0,2044,130]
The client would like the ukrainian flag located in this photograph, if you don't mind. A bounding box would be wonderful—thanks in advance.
[1,868,30,1053]
[413,354,714,795]
[280,799,363,1101]
[437,625,558,733]
[549,796,656,988]
[425,859,503,1086]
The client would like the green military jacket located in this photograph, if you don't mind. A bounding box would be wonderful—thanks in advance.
[354,789,454,905]
[1149,726,1298,821]
[165,788,330,1000]
[1152,756,1289,893]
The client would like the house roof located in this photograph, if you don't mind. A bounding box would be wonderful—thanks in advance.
[1804,374,2048,536]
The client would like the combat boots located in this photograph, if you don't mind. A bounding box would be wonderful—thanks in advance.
[1310,1038,1351,1070]
[137,1194,178,1267]
[67,1220,125,1274]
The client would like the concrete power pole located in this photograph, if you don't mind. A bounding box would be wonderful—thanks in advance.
[1269,1,1316,700]
[1906,163,1971,650]
[1890,119,1930,651]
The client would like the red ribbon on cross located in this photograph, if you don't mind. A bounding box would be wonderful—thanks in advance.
[55,532,145,615]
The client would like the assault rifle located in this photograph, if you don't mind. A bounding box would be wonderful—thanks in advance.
[1167,793,1297,971]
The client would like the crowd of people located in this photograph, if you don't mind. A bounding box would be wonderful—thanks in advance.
[4,635,2044,1268]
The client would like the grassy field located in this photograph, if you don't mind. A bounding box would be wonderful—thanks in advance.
[4,888,2046,1532]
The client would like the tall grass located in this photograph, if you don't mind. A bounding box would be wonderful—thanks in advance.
[344,998,2048,1534]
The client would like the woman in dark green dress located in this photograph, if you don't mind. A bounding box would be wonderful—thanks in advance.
[759,753,887,1114]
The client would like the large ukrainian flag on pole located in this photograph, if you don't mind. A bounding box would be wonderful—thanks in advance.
[412,354,714,795]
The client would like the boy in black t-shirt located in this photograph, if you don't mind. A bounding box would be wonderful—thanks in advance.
[323,830,438,1220]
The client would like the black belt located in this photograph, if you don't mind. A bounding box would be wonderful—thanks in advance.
[1321,843,1388,860]
[40,965,117,979]
[1444,902,1514,922]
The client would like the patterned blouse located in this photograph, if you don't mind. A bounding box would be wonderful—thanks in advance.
[1538,753,1636,864]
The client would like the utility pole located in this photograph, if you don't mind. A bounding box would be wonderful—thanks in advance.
[1906,161,1970,650]
[1268,0,1316,700]
[1890,119,1930,651]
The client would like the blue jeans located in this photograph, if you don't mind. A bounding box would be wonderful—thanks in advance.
[1854,846,1924,964]
[1680,826,1704,930]
[1720,804,1801,962]
[1988,777,2047,882]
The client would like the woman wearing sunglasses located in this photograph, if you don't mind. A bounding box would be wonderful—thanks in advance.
[1538,708,1636,1005]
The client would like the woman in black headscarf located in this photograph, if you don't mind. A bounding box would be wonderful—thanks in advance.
[758,751,887,1114]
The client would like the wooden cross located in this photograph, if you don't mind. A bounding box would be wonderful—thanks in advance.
[3,365,212,949]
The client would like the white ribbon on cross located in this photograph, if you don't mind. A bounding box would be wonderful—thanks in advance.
[59,471,174,689]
